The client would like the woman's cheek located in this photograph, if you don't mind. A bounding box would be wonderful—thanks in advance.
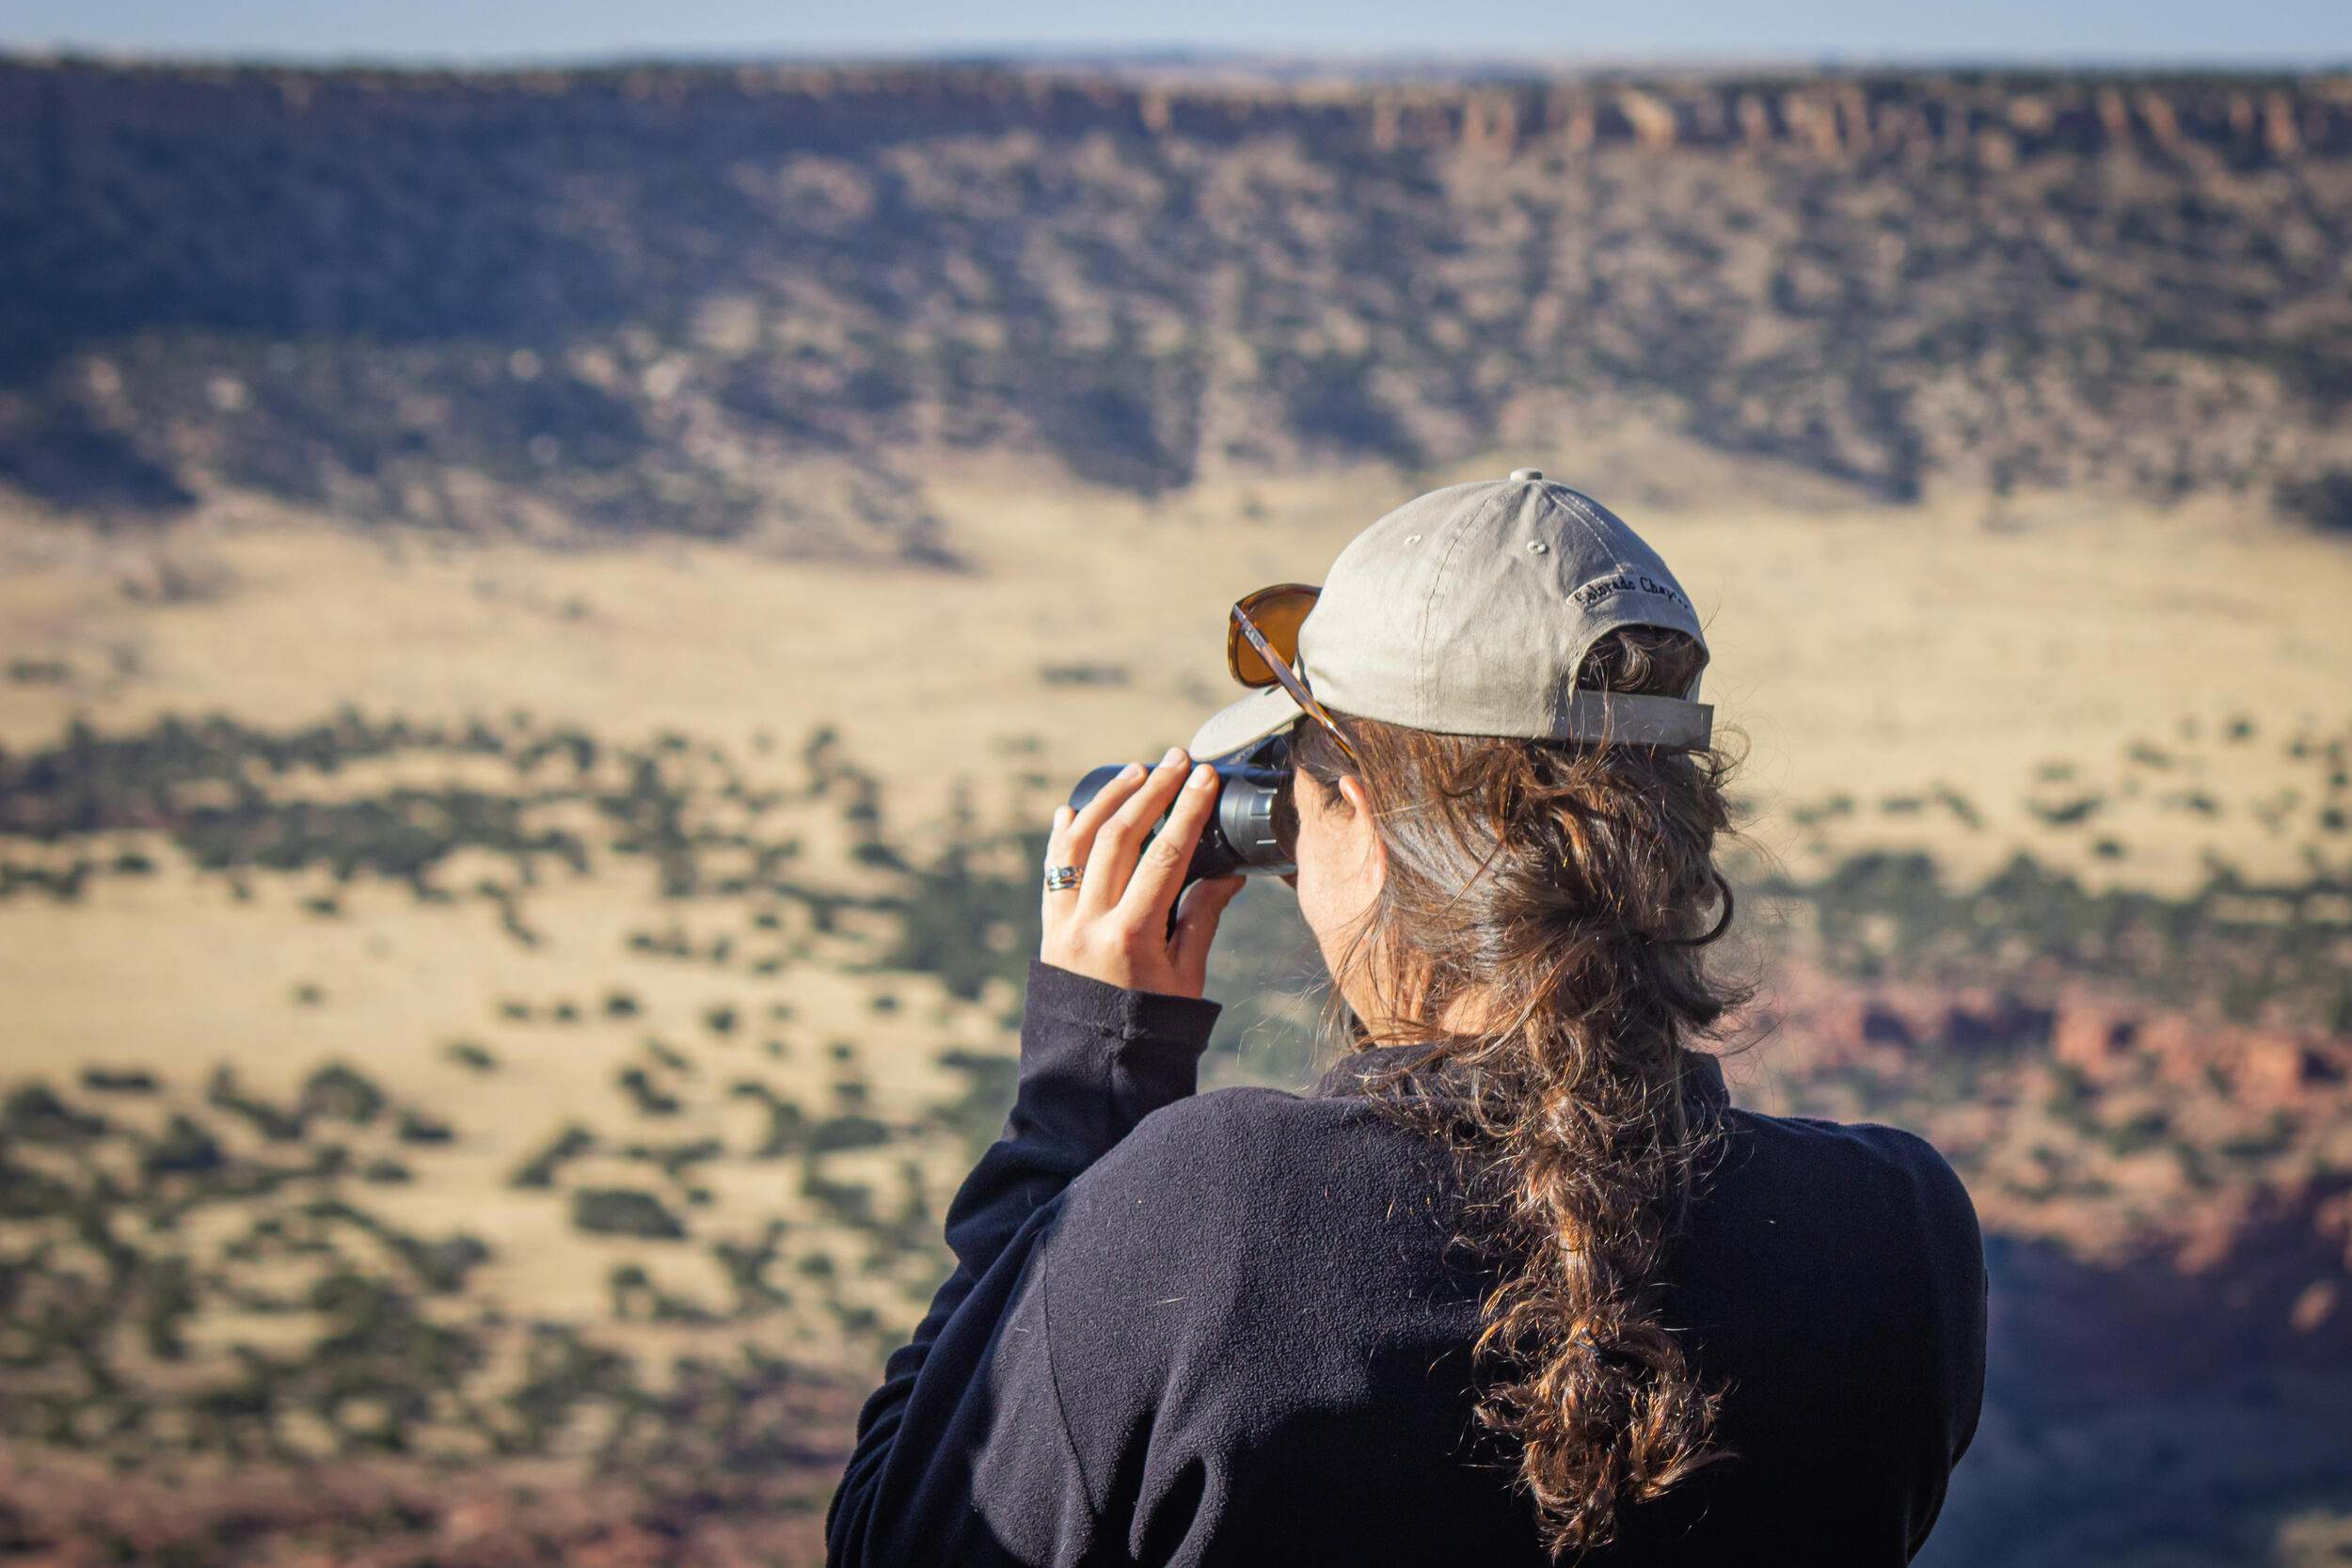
[1293,852,1338,951]
[1297,856,1363,971]
[1293,858,1323,931]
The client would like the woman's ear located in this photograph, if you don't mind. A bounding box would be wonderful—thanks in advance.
[1336,773,1386,888]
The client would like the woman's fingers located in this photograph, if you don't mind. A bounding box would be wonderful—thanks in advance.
[1040,804,1077,937]
[1169,874,1247,992]
[1048,760,1147,911]
[1077,747,1193,918]
[1041,747,1245,999]
[1114,759,1221,930]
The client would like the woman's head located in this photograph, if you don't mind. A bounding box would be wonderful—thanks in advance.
[1283,624,1735,1044]
[1281,621,1753,1560]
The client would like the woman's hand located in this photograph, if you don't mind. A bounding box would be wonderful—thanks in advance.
[1041,745,1247,1000]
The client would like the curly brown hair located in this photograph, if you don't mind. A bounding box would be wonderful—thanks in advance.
[1285,623,1756,1560]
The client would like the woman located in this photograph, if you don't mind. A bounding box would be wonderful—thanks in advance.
[828,471,1987,1565]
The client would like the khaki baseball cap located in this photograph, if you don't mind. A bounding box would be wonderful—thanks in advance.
[1188,468,1713,760]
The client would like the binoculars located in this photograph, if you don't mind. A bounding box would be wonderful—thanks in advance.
[1066,732,1298,886]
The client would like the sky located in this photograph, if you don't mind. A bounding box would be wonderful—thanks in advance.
[0,0,2345,69]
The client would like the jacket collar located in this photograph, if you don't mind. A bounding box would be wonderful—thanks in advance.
[1311,1037,1731,1115]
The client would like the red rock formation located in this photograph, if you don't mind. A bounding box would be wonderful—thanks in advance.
[2054,997,2139,1079]
[4,58,2348,167]
[2235,1030,2349,1104]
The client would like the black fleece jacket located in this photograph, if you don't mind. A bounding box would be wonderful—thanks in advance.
[826,959,1988,1566]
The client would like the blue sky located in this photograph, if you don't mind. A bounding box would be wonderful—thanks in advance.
[1,0,2344,67]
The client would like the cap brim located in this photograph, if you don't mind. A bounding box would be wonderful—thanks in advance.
[1188,683,1303,761]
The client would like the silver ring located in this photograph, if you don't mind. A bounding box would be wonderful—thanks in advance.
[1043,863,1082,893]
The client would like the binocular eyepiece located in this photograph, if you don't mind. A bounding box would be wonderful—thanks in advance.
[1066,733,1297,886]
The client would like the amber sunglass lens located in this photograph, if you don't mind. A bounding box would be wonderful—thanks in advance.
[1230,587,1318,688]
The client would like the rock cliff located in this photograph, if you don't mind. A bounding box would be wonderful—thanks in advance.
[4,58,2349,547]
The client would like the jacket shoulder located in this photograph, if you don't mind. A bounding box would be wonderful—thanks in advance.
[1705,1108,1989,1387]
[1037,1085,1486,1495]
[1045,1084,1471,1341]
[1820,1117,1982,1258]
[1724,1109,1979,1227]
[1070,1083,1451,1233]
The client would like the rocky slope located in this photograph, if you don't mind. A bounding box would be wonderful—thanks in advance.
[4,60,2351,550]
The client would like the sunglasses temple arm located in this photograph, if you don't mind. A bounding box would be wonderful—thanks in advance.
[1233,605,1359,768]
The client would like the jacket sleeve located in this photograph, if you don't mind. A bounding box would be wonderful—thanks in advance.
[1893,1128,1991,1562]
[825,958,1222,1567]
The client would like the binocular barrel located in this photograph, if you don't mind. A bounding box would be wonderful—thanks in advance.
[1066,755,1296,882]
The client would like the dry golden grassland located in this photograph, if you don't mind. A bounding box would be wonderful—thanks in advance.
[0,456,2346,1469]
[6,457,2346,887]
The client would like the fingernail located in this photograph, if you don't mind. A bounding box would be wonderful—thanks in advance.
[1161,745,1187,768]
[1188,764,1216,790]
[1119,763,1144,782]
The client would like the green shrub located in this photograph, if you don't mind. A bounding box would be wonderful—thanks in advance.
[573,1187,687,1241]
[299,1062,387,1125]
[808,1114,890,1154]
[511,1123,596,1188]
[443,1039,499,1072]
[616,1066,682,1117]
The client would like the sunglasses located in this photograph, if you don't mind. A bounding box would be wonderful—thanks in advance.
[1228,582,1362,768]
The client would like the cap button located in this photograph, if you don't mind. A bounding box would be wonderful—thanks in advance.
[1509,467,1543,482]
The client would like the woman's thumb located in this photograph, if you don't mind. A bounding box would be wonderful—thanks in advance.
[1172,874,1247,979]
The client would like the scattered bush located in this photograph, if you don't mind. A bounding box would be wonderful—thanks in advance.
[300,1063,388,1126]
[511,1123,596,1188]
[572,1186,688,1241]
[615,1067,683,1117]
[442,1040,499,1072]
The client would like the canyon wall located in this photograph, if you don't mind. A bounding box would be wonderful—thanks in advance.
[3,58,2348,548]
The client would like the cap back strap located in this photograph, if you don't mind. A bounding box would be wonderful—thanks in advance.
[1553,690,1714,749]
